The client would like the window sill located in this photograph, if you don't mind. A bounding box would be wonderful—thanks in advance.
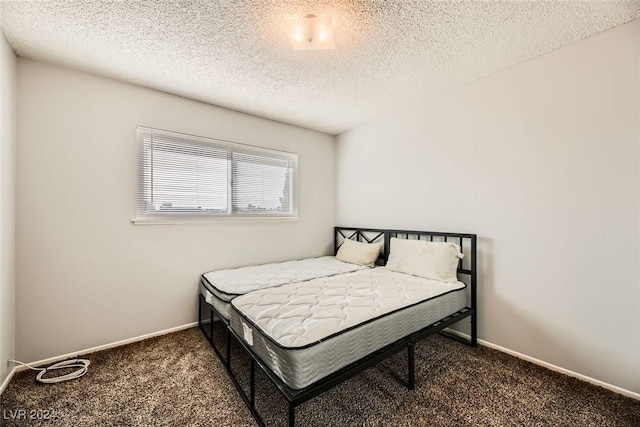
[131,216,300,226]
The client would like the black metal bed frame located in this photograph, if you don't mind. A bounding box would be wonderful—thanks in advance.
[198,226,477,427]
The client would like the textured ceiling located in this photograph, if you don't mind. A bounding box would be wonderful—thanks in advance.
[1,1,639,134]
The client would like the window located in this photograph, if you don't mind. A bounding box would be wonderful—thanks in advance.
[136,127,297,221]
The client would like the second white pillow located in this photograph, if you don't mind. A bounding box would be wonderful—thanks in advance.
[385,238,463,282]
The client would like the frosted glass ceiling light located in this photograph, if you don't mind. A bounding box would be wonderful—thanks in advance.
[285,14,335,50]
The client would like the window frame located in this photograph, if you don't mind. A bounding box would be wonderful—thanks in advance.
[134,127,298,224]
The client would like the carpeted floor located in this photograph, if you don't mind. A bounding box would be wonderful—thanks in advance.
[1,327,638,426]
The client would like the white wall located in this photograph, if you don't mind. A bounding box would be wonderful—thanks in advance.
[16,59,336,362]
[337,19,640,394]
[0,31,16,388]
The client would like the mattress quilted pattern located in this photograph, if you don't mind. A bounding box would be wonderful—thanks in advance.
[232,268,465,348]
[202,256,366,302]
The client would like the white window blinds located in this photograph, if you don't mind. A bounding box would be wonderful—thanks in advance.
[137,127,297,218]
[232,152,292,213]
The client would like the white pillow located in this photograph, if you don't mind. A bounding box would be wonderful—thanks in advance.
[385,238,463,282]
[336,239,382,267]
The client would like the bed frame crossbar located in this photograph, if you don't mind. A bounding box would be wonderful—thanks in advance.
[198,226,478,426]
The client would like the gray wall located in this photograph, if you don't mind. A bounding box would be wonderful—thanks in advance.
[16,59,336,362]
[0,30,16,388]
[336,19,640,394]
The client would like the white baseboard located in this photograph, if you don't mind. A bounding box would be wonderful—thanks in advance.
[444,328,640,401]
[0,367,17,396]
[9,322,198,375]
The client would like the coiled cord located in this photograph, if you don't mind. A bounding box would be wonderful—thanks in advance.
[9,359,90,384]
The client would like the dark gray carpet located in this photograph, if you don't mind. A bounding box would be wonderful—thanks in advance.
[1,327,638,426]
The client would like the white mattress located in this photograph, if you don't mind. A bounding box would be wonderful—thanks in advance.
[201,256,367,303]
[230,268,467,389]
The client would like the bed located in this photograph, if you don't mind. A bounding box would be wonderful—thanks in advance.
[198,227,477,427]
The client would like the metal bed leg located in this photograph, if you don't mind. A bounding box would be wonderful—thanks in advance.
[288,404,295,427]
[198,296,214,345]
[407,343,415,390]
[471,311,478,347]
[225,328,231,371]
[250,359,255,409]
[209,311,214,345]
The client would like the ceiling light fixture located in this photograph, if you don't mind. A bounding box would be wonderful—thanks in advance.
[285,14,335,51]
